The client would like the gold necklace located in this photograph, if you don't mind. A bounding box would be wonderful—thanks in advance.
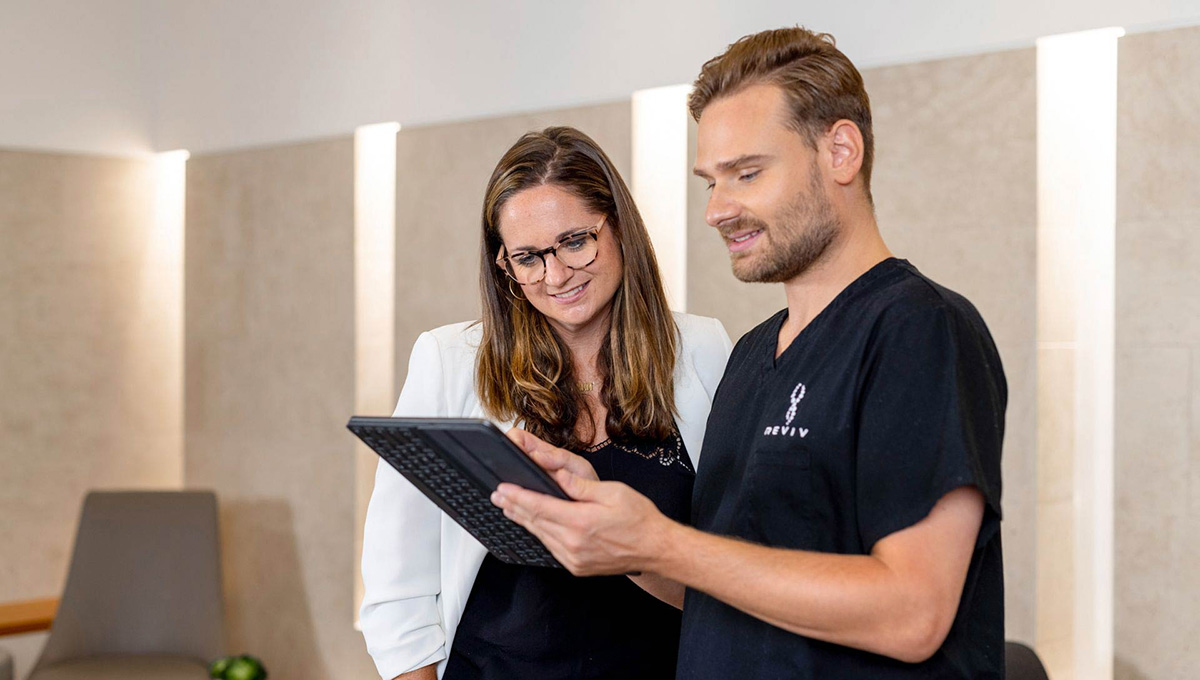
[578,381,596,393]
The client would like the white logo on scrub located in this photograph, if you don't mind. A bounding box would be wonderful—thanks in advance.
[764,381,809,438]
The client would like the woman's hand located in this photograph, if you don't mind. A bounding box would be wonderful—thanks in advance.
[505,427,599,482]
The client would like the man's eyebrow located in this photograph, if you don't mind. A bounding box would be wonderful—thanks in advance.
[692,154,773,178]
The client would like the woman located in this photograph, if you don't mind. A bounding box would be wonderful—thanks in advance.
[360,127,730,679]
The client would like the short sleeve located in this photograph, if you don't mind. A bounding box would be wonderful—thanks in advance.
[854,304,1005,553]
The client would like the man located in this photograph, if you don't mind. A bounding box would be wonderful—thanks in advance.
[493,26,1005,679]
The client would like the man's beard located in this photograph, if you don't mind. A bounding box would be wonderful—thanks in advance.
[723,174,840,284]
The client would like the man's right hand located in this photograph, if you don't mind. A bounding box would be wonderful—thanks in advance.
[506,427,599,485]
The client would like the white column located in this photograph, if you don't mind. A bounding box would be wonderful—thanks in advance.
[1036,27,1121,680]
[632,84,691,311]
[352,121,400,627]
[151,149,188,488]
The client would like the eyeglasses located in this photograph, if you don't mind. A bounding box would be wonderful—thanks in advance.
[495,217,606,285]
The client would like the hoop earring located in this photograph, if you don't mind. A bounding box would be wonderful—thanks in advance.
[507,278,526,301]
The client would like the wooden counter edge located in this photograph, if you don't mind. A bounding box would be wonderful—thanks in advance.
[0,598,58,637]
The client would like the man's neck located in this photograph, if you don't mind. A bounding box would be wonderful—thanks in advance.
[776,214,891,357]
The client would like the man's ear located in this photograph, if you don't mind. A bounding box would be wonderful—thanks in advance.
[826,120,865,188]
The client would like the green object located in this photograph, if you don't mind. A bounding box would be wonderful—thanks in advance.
[208,657,231,679]
[209,655,267,680]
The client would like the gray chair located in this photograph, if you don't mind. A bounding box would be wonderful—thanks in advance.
[1006,640,1050,680]
[27,491,225,680]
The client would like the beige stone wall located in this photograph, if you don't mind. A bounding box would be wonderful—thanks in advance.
[184,138,376,680]
[685,49,1039,643]
[1114,25,1200,680]
[0,150,182,678]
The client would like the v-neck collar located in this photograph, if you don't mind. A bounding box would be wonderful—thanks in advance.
[766,257,905,371]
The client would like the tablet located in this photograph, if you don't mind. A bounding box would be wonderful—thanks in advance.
[348,416,568,568]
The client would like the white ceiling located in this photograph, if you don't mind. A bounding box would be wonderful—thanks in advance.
[4,0,1199,156]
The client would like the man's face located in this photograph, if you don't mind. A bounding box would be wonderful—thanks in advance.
[693,84,839,283]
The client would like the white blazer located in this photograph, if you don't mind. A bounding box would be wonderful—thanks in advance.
[360,312,731,679]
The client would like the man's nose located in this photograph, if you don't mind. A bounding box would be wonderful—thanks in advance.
[706,184,740,228]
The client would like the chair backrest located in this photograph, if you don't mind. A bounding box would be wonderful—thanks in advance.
[33,491,225,670]
[1005,640,1050,680]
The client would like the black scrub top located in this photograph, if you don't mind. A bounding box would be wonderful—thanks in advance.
[678,259,1007,680]
[444,431,694,680]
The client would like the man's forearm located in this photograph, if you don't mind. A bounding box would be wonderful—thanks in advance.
[647,521,942,663]
[492,457,976,663]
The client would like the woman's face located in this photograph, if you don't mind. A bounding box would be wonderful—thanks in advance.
[497,184,624,339]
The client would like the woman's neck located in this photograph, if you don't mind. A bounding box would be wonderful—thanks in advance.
[551,310,612,446]
[550,309,611,381]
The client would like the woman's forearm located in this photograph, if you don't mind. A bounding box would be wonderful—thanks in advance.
[628,572,685,609]
[393,663,437,680]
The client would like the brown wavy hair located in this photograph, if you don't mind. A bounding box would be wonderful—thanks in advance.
[475,126,678,451]
[689,26,875,199]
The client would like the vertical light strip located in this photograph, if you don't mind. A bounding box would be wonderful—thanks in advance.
[352,121,400,628]
[632,84,690,311]
[152,149,188,488]
[1037,28,1121,680]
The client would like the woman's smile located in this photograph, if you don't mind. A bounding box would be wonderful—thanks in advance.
[549,281,589,303]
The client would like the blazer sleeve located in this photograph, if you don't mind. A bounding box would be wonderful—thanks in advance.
[360,332,450,678]
[674,314,734,466]
[693,316,733,398]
